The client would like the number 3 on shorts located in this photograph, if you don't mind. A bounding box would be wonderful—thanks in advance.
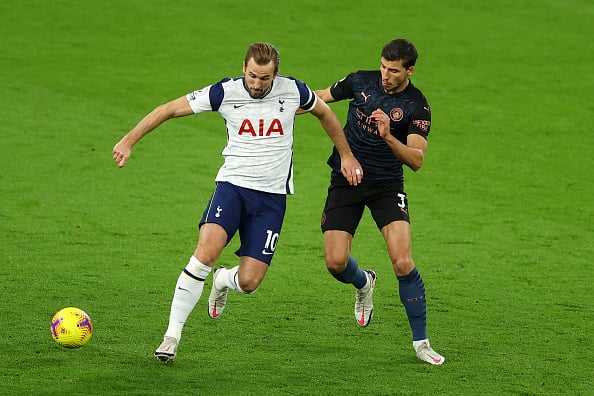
[397,193,406,209]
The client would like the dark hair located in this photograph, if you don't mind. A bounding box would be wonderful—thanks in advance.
[244,42,280,73]
[381,39,418,68]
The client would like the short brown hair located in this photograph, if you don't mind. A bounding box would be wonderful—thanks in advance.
[244,42,280,73]
[382,39,418,68]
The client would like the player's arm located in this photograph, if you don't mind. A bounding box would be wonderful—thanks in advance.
[314,87,336,103]
[310,98,363,185]
[113,96,193,167]
[295,87,336,115]
[370,109,427,171]
[296,77,349,115]
[318,73,354,104]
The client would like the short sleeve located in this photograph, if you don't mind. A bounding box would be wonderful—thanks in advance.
[329,73,355,101]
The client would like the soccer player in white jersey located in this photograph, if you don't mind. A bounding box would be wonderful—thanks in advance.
[112,42,363,362]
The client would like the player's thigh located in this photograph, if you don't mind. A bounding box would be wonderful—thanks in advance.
[199,182,243,240]
[194,223,228,265]
[321,184,365,235]
[195,182,243,264]
[367,184,410,230]
[380,221,414,275]
[238,190,286,265]
[367,185,413,273]
[323,230,353,270]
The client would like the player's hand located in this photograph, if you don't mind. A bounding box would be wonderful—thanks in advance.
[370,109,390,139]
[112,140,131,168]
[340,152,363,186]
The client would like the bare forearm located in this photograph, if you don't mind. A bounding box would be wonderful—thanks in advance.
[314,87,335,103]
[384,134,425,171]
[113,96,192,167]
[120,104,175,145]
[370,109,427,171]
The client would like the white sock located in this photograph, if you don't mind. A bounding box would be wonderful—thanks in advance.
[215,266,247,293]
[164,256,211,341]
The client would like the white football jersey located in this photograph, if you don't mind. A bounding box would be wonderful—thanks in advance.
[186,76,317,195]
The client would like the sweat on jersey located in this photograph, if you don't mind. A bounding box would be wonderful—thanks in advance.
[186,76,317,195]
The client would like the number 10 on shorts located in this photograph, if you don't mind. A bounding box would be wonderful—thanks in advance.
[263,230,279,254]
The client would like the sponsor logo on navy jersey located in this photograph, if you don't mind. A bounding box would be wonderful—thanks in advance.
[412,119,431,133]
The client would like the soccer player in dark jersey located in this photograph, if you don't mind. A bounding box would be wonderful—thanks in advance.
[315,38,445,365]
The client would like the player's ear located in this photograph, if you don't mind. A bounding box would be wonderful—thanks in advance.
[242,62,247,73]
[407,66,415,77]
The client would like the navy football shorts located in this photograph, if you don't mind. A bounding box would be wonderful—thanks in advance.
[321,181,410,236]
[200,182,286,265]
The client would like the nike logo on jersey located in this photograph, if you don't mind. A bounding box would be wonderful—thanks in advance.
[234,104,245,108]
[261,250,274,255]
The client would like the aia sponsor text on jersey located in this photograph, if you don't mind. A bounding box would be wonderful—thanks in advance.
[238,118,284,136]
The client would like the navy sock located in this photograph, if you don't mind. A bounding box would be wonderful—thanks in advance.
[397,267,428,341]
[331,256,368,289]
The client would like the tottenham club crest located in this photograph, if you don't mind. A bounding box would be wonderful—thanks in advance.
[188,89,207,101]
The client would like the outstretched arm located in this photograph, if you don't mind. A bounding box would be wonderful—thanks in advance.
[310,98,363,185]
[113,96,194,167]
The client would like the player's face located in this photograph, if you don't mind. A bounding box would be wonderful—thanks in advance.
[243,58,277,98]
[380,57,414,94]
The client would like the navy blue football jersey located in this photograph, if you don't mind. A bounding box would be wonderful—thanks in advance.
[327,70,431,184]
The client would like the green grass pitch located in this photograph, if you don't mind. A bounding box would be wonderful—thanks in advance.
[1,0,592,394]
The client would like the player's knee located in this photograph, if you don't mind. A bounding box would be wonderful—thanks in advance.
[238,277,260,294]
[325,255,349,274]
[193,248,218,267]
[392,258,415,276]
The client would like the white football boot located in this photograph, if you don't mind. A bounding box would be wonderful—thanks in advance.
[208,266,229,319]
[354,270,376,327]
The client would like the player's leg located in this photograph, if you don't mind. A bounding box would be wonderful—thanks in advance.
[381,221,444,365]
[322,184,375,326]
[168,223,228,333]
[324,230,376,327]
[368,183,444,364]
[321,184,367,284]
[213,257,269,293]
[208,186,284,318]
[322,230,367,287]
[155,224,228,362]
[381,220,422,330]
[208,257,269,319]
[156,183,240,362]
